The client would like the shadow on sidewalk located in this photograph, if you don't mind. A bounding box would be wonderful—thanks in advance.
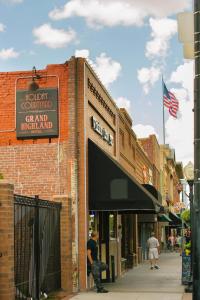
[105,252,184,294]
[65,252,186,300]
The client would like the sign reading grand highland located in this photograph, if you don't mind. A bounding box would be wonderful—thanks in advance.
[91,116,113,146]
[16,88,58,138]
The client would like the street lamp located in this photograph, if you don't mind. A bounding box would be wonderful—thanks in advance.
[184,162,194,293]
[193,1,200,299]
[177,12,194,59]
[177,3,200,298]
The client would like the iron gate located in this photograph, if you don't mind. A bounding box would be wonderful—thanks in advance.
[14,194,62,300]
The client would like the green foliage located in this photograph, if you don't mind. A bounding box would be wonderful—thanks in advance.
[181,209,190,223]
[185,241,191,249]
[0,173,3,179]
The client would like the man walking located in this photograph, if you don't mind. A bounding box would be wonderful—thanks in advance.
[147,232,160,270]
[87,231,109,293]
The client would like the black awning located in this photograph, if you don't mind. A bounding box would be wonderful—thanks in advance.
[142,184,162,204]
[88,139,163,213]
[169,212,182,225]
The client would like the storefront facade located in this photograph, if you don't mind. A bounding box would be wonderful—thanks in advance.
[0,57,166,294]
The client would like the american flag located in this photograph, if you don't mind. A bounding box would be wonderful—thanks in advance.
[163,81,179,118]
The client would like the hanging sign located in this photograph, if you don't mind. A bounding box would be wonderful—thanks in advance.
[16,88,59,138]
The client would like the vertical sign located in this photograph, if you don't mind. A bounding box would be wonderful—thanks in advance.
[16,88,59,138]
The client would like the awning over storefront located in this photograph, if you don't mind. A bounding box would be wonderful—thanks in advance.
[158,214,172,222]
[169,212,182,225]
[88,139,163,213]
[142,184,162,204]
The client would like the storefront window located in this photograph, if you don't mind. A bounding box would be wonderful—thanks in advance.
[109,213,117,239]
[89,212,97,237]
[99,212,117,241]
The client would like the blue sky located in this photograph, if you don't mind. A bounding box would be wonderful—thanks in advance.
[0,0,193,164]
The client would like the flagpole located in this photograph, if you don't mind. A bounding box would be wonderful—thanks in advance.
[162,76,166,145]
[163,99,166,145]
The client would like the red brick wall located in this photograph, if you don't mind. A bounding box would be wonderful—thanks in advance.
[67,57,84,291]
[135,141,153,184]
[0,64,69,146]
[0,182,15,300]
[139,135,160,171]
[139,135,161,190]
[53,195,73,293]
[0,142,68,199]
[139,137,154,163]
[0,59,80,294]
[0,63,72,199]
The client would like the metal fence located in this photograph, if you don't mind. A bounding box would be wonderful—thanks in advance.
[14,194,62,300]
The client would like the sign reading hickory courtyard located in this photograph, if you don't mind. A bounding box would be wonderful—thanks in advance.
[16,88,59,138]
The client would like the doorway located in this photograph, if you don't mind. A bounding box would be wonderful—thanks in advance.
[98,211,117,282]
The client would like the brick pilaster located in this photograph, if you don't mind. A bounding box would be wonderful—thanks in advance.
[53,195,72,293]
[0,181,15,300]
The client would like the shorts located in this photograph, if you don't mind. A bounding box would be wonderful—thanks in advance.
[149,248,159,260]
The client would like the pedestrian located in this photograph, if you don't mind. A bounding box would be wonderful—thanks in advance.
[168,234,175,252]
[166,235,171,251]
[176,235,182,255]
[147,232,160,270]
[87,231,109,293]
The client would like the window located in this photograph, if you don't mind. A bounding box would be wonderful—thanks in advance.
[88,212,97,237]
[109,213,117,239]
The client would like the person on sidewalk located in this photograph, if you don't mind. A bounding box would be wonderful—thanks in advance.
[87,231,109,293]
[147,232,160,270]
[168,234,175,252]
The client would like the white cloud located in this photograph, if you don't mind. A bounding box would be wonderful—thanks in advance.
[75,49,89,58]
[0,23,5,32]
[94,53,121,87]
[115,97,131,111]
[170,60,193,99]
[165,61,194,165]
[133,124,159,139]
[33,23,77,49]
[75,49,122,88]
[0,48,19,60]
[137,66,161,94]
[49,0,189,28]
[75,48,94,68]
[146,18,177,59]
[138,18,176,94]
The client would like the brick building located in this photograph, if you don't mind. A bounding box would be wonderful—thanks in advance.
[137,136,184,250]
[139,134,161,190]
[160,145,183,208]
[0,57,174,298]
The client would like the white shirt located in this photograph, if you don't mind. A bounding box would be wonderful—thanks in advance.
[147,237,159,249]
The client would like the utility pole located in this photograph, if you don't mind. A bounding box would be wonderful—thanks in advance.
[193,0,200,299]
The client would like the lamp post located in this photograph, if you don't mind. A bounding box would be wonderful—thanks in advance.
[177,2,200,298]
[193,1,200,299]
[184,162,194,293]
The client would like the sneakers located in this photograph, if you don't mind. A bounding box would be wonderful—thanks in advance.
[97,288,109,293]
[154,265,160,269]
[150,265,160,270]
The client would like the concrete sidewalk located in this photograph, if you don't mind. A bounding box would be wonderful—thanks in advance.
[69,252,192,300]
